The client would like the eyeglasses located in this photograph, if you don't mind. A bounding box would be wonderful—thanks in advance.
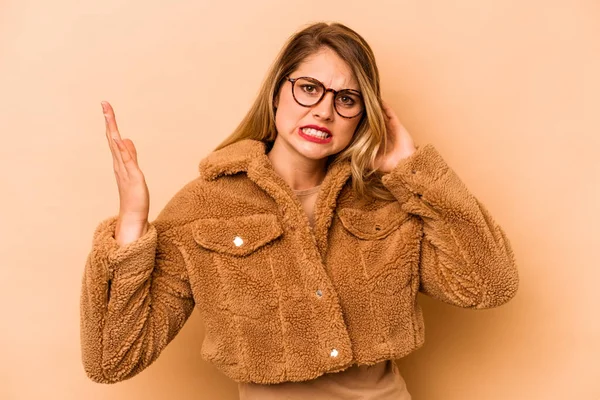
[285,76,364,119]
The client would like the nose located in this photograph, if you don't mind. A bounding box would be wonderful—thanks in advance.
[312,91,335,121]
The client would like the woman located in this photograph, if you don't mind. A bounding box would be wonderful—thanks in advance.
[80,22,519,399]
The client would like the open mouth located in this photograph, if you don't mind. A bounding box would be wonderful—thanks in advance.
[300,127,331,139]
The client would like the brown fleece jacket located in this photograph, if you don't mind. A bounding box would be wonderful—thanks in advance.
[80,139,519,385]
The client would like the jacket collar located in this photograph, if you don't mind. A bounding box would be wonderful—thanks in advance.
[198,139,352,184]
[198,138,353,259]
[198,139,268,181]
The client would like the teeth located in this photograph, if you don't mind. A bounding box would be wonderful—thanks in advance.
[302,127,330,139]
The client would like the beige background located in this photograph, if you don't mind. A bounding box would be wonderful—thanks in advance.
[1,0,598,399]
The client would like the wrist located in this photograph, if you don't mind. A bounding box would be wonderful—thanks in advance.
[115,217,149,247]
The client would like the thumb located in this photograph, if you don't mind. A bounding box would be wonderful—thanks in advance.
[122,139,138,164]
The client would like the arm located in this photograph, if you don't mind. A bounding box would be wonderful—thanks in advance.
[381,144,519,309]
[80,195,195,383]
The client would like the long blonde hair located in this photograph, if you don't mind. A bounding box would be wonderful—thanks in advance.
[214,22,394,201]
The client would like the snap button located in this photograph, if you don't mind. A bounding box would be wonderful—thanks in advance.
[411,169,417,174]
[233,236,244,247]
[330,348,339,357]
[316,289,323,297]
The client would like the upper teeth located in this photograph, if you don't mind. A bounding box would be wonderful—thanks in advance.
[302,128,330,138]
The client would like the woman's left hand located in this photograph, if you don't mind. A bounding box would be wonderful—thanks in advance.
[372,100,417,173]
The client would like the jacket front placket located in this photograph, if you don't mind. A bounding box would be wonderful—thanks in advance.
[245,154,356,373]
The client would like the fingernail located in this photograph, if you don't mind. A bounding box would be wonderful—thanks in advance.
[101,102,107,112]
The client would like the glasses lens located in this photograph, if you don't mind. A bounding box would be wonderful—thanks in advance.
[292,77,324,106]
[334,90,363,118]
[291,77,364,118]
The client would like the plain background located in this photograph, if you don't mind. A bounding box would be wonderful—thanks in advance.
[1,0,598,399]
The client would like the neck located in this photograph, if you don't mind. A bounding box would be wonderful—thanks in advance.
[267,139,328,191]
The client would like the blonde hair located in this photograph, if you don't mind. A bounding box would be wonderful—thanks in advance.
[214,22,394,201]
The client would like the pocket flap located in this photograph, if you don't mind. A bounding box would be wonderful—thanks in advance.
[336,202,408,240]
[192,213,283,257]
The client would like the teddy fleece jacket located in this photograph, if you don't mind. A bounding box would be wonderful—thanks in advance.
[80,139,519,385]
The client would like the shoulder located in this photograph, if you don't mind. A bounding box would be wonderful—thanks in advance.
[154,176,214,231]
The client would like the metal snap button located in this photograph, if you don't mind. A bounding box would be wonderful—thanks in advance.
[330,348,339,357]
[316,289,323,297]
[233,236,244,247]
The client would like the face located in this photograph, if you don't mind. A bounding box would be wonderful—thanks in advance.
[273,47,363,162]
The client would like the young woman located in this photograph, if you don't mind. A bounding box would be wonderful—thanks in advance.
[80,22,519,399]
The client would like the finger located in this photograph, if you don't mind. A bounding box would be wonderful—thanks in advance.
[102,101,119,160]
[380,104,393,131]
[102,101,127,173]
[122,139,138,164]
[113,136,137,178]
[382,103,402,133]
[381,101,395,121]
[102,101,122,141]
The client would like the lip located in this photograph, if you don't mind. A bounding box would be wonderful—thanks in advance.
[298,127,332,144]
[300,125,332,135]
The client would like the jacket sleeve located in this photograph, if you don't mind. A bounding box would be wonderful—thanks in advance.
[80,191,196,383]
[381,144,519,309]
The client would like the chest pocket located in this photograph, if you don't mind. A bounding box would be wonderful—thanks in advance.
[336,201,409,240]
[192,213,283,256]
[192,213,284,319]
[336,201,414,297]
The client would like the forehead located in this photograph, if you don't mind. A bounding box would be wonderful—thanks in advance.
[292,47,359,90]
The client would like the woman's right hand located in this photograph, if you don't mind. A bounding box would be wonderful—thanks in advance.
[102,101,150,246]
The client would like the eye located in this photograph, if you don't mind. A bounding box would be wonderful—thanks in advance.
[337,95,356,106]
[301,84,317,93]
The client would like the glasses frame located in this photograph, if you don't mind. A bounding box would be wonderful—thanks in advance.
[285,76,364,119]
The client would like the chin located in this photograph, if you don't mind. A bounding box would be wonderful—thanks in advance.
[293,141,335,160]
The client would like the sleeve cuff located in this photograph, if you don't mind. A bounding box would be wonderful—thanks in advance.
[91,216,158,277]
[381,143,450,205]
